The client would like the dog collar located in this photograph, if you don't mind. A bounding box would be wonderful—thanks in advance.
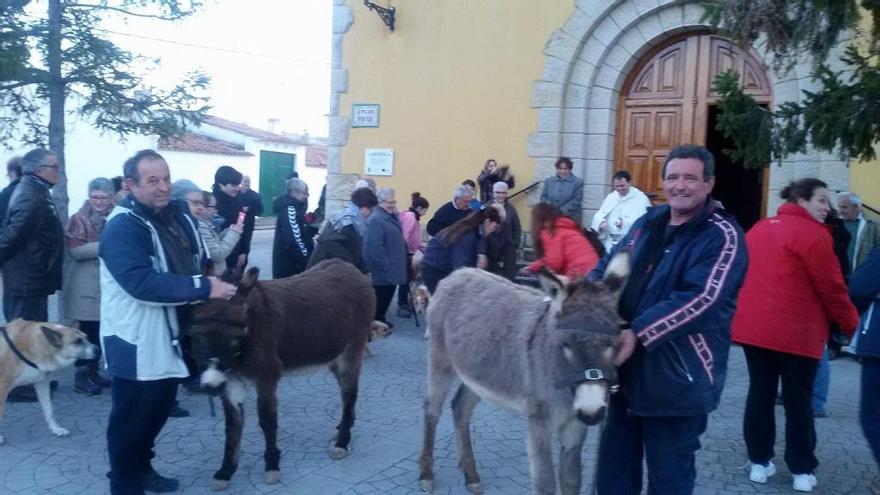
[0,326,40,370]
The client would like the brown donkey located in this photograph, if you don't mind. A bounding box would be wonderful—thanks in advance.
[187,259,376,491]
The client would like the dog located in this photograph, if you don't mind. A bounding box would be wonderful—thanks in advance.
[364,320,392,356]
[409,284,430,338]
[0,319,99,444]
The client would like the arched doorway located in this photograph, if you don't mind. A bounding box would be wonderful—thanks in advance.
[614,33,772,230]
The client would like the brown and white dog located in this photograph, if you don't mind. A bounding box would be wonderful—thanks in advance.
[0,319,99,444]
[364,320,392,356]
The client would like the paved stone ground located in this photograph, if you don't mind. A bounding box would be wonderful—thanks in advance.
[0,230,874,494]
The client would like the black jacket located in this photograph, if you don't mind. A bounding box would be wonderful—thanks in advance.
[308,224,367,274]
[272,196,315,278]
[213,187,256,266]
[0,174,64,296]
[426,201,471,237]
[0,177,20,226]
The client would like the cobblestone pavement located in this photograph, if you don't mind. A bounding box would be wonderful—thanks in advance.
[0,230,874,494]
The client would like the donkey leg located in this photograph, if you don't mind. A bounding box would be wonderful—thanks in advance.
[255,371,282,485]
[451,384,483,494]
[328,345,364,459]
[418,343,455,493]
[212,377,247,491]
[526,407,557,495]
[557,418,588,495]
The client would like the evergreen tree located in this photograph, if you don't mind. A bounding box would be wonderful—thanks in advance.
[0,0,210,220]
[705,1,880,165]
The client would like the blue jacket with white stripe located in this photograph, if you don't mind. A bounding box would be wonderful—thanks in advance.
[590,200,748,416]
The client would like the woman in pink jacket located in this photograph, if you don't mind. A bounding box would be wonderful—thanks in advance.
[397,192,430,317]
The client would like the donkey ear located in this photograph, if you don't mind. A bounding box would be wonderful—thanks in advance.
[41,326,64,349]
[538,267,570,314]
[237,267,260,296]
[603,252,630,292]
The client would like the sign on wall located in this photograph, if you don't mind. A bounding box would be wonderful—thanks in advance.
[364,148,394,176]
[352,104,380,128]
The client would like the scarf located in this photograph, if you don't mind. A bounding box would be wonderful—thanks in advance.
[329,201,367,238]
[65,200,108,249]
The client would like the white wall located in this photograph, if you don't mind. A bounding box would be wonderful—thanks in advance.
[298,163,327,212]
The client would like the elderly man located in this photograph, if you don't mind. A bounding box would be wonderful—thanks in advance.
[839,191,880,274]
[541,156,584,225]
[590,145,748,494]
[101,149,236,494]
[486,181,521,281]
[272,178,315,279]
[364,188,407,325]
[591,170,652,252]
[426,184,474,236]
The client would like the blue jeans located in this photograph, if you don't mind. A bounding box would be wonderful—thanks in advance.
[812,349,830,413]
[597,393,708,495]
[107,377,179,495]
[861,358,880,470]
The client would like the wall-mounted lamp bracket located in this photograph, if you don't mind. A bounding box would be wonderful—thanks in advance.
[363,0,395,32]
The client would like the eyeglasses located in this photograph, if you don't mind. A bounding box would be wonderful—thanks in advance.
[40,164,59,170]
[89,195,112,202]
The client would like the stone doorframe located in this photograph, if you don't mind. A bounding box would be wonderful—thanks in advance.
[529,0,851,225]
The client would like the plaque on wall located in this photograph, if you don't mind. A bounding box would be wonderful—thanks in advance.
[352,104,380,128]
[364,148,394,176]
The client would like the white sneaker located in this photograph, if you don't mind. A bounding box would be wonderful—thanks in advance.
[793,473,818,492]
[749,461,776,483]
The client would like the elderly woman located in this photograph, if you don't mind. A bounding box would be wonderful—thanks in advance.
[364,187,407,325]
[171,180,242,275]
[540,156,584,225]
[63,177,115,396]
[273,178,316,279]
[732,178,860,492]
[308,187,378,273]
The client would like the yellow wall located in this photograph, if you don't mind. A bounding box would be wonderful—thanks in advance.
[849,12,880,211]
[339,0,571,218]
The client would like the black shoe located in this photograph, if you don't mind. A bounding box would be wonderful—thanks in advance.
[74,371,102,396]
[142,469,179,493]
[90,370,112,389]
[7,385,38,403]
[168,402,190,418]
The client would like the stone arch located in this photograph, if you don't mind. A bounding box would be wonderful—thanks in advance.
[531,0,849,223]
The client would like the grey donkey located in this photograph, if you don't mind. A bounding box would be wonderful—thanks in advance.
[419,253,629,494]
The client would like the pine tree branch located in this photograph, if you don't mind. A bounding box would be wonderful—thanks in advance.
[65,3,186,21]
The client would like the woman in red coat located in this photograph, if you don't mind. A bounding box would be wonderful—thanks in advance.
[732,178,859,492]
[522,203,599,278]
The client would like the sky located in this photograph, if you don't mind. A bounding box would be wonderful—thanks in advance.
[97,0,332,137]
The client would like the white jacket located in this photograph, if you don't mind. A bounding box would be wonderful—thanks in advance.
[590,186,652,252]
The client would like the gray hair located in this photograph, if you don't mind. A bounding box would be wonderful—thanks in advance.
[376,187,395,203]
[171,179,202,201]
[88,177,115,197]
[286,178,308,196]
[453,184,474,201]
[21,148,54,174]
[492,181,509,192]
[838,191,862,207]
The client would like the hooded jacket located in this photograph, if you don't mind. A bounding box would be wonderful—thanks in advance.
[529,216,599,278]
[732,202,859,359]
[99,197,210,381]
[589,200,748,416]
[272,195,315,279]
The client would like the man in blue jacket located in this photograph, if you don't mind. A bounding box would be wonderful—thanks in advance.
[851,247,880,495]
[589,145,748,494]
[100,150,237,495]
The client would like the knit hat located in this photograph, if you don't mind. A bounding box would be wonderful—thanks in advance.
[171,179,203,201]
[88,177,115,197]
[214,165,242,186]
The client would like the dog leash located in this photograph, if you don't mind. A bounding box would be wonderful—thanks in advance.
[0,326,40,370]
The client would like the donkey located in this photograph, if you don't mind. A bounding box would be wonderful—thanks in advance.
[419,253,629,495]
[187,259,376,491]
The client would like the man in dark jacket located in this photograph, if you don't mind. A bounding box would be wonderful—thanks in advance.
[851,247,880,495]
[0,148,63,322]
[307,187,377,274]
[272,178,315,278]
[212,166,256,270]
[589,145,748,494]
[426,184,474,237]
[0,155,22,225]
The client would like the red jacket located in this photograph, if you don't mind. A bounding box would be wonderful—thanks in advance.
[528,216,599,278]
[731,203,859,359]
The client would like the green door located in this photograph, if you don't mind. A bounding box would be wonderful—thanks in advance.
[259,150,296,216]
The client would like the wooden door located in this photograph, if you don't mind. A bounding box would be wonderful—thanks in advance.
[615,34,772,203]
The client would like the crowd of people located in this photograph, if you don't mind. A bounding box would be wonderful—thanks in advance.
[0,144,879,494]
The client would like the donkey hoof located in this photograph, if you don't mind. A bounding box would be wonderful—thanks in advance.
[210,479,230,492]
[419,479,433,493]
[265,470,281,484]
[330,447,349,460]
[465,482,482,494]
